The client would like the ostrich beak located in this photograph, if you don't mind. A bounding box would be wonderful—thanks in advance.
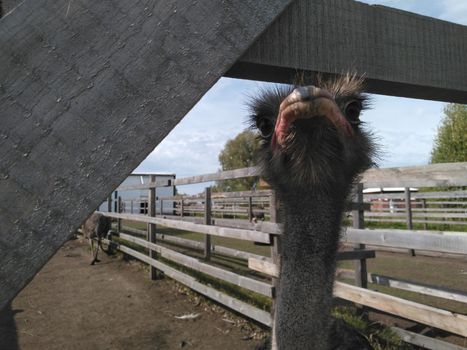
[271,86,353,149]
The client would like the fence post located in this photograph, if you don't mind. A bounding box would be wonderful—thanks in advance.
[160,199,163,216]
[270,190,281,329]
[114,191,118,212]
[117,196,122,233]
[204,187,212,260]
[130,200,134,214]
[352,183,368,290]
[248,196,253,222]
[148,175,160,280]
[180,197,184,218]
[405,187,415,256]
[421,198,428,230]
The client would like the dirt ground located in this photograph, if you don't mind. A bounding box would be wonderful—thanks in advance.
[0,239,265,350]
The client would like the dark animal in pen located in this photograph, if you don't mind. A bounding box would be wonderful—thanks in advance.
[81,213,113,265]
[251,208,265,223]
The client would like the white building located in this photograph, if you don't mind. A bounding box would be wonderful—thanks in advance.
[99,172,176,215]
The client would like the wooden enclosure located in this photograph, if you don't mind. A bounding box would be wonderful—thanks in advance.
[92,162,467,349]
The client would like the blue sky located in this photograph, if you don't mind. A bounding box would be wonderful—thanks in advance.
[135,1,467,194]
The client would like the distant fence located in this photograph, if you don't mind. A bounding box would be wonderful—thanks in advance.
[95,162,467,349]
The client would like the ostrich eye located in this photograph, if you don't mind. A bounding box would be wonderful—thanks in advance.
[344,100,362,125]
[256,117,274,138]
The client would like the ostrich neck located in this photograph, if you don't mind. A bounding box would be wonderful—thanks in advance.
[274,189,347,350]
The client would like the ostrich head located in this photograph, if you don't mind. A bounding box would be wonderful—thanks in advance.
[249,75,376,195]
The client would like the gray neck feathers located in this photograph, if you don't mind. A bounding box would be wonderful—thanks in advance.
[274,190,346,350]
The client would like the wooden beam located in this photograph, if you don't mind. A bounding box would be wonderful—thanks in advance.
[364,190,467,201]
[117,179,171,191]
[360,162,467,188]
[333,282,467,337]
[391,327,467,350]
[337,268,467,304]
[0,0,292,310]
[100,212,271,243]
[249,257,279,278]
[228,0,467,103]
[172,163,467,189]
[211,190,273,199]
[344,228,467,255]
[174,167,260,186]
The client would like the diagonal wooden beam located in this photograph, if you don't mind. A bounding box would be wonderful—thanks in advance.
[0,0,292,310]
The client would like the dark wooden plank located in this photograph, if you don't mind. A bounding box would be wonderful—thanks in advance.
[0,0,292,309]
[228,0,467,103]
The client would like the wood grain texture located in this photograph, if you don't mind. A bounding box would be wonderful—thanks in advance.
[0,0,292,309]
[101,212,272,243]
[344,228,467,254]
[360,162,467,188]
[334,282,467,337]
[337,268,467,304]
[391,327,467,350]
[228,0,467,103]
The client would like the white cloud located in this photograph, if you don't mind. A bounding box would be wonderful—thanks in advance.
[134,78,261,190]
[438,0,467,24]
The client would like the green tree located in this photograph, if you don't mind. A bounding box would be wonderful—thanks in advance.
[216,130,260,192]
[430,103,467,163]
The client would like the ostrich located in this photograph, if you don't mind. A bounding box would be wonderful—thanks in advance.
[249,75,376,349]
[82,212,112,265]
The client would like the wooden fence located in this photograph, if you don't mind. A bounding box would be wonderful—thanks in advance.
[117,188,466,229]
[97,162,467,349]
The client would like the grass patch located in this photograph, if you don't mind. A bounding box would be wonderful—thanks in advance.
[332,306,412,350]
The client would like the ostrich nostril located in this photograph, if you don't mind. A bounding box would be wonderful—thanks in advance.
[291,87,312,101]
